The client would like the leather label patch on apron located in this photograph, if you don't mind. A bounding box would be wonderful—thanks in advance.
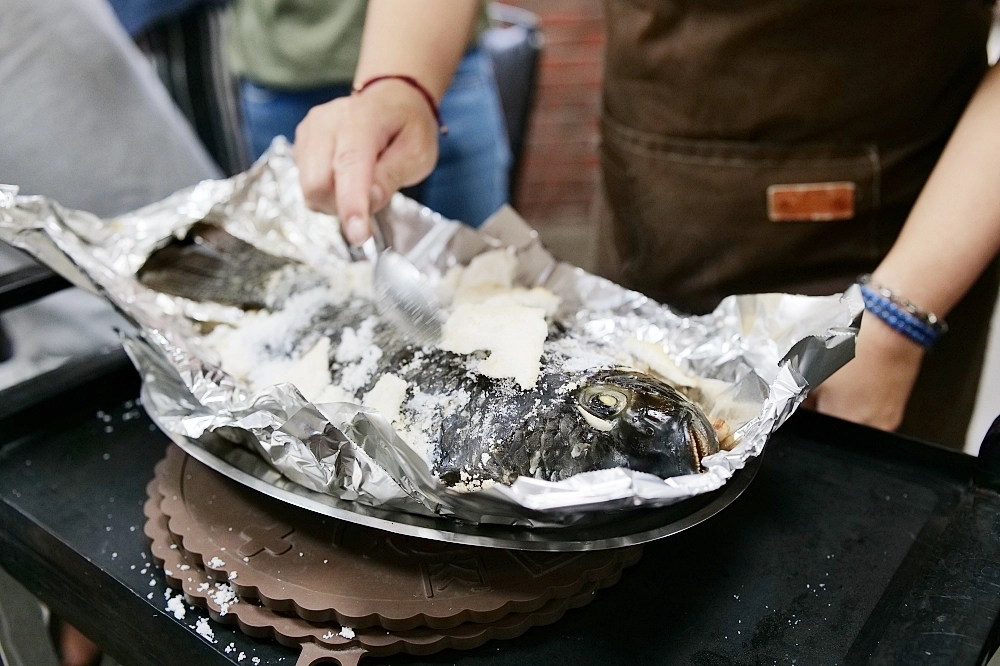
[766,182,856,222]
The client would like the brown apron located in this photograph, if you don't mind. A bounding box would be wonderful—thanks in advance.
[597,0,998,449]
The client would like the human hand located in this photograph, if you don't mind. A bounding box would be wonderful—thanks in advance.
[294,79,440,246]
[804,315,925,431]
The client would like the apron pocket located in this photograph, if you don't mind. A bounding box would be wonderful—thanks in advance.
[600,114,883,313]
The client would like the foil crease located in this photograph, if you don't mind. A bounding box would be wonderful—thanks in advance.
[0,138,862,526]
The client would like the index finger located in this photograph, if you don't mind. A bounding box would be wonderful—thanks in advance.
[295,106,340,215]
[332,120,381,246]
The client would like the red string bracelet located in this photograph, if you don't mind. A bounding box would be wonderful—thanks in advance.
[353,75,448,135]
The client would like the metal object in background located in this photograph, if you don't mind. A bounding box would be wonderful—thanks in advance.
[136,4,251,176]
[0,264,69,314]
[483,4,543,201]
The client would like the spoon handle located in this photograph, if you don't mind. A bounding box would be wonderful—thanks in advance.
[347,216,384,263]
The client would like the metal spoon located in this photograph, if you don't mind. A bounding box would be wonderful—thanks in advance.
[350,221,442,347]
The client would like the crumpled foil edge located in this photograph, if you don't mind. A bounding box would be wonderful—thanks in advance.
[0,138,862,527]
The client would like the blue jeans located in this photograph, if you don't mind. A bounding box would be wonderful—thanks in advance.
[240,49,511,227]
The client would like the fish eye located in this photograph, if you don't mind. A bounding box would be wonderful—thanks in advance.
[578,385,629,419]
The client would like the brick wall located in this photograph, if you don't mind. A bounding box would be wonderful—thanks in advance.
[505,0,604,235]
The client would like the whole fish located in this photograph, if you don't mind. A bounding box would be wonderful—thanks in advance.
[139,224,721,487]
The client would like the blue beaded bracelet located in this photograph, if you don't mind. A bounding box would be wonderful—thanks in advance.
[860,285,936,346]
[857,275,947,349]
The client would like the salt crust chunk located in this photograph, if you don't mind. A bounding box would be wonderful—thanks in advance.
[440,299,548,390]
[313,383,352,404]
[166,594,186,620]
[438,250,558,390]
[201,285,351,388]
[455,286,560,317]
[362,373,409,424]
[439,249,513,306]
[446,249,561,317]
[625,338,699,389]
[194,617,215,642]
[498,287,561,316]
[459,249,517,291]
[202,322,250,379]
[270,336,333,403]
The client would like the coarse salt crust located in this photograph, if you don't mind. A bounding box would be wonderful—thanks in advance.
[395,388,471,467]
[207,582,239,616]
[362,373,409,425]
[333,316,383,397]
[439,300,548,390]
[458,249,517,291]
[446,249,561,317]
[269,336,332,403]
[455,285,561,317]
[202,284,351,388]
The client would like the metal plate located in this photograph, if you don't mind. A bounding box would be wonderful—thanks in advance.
[170,434,761,552]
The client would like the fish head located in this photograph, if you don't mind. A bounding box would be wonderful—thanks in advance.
[574,368,720,477]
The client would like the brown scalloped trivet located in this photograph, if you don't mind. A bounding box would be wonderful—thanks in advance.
[156,444,642,630]
[144,478,617,666]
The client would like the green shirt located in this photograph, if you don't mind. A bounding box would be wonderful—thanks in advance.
[227,0,489,90]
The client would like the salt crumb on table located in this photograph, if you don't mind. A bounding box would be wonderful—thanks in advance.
[193,617,216,642]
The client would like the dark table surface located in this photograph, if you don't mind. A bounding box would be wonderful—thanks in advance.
[2,357,1000,666]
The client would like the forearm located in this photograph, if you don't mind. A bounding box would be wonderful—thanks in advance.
[295,1,480,242]
[354,0,480,101]
[873,64,1000,318]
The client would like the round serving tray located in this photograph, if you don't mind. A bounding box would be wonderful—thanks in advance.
[171,435,760,552]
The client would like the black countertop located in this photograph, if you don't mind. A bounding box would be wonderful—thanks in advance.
[2,358,1000,666]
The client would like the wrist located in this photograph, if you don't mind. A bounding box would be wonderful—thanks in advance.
[858,309,926,363]
[857,273,947,349]
[352,76,446,135]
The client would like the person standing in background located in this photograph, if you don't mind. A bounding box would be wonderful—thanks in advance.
[226,0,511,227]
[292,0,1000,451]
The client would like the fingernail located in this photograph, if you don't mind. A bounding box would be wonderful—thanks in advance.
[344,215,370,246]
[370,184,386,211]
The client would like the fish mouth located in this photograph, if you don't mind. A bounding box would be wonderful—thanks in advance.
[621,397,719,477]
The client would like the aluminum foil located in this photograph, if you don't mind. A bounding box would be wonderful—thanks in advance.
[0,139,861,527]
